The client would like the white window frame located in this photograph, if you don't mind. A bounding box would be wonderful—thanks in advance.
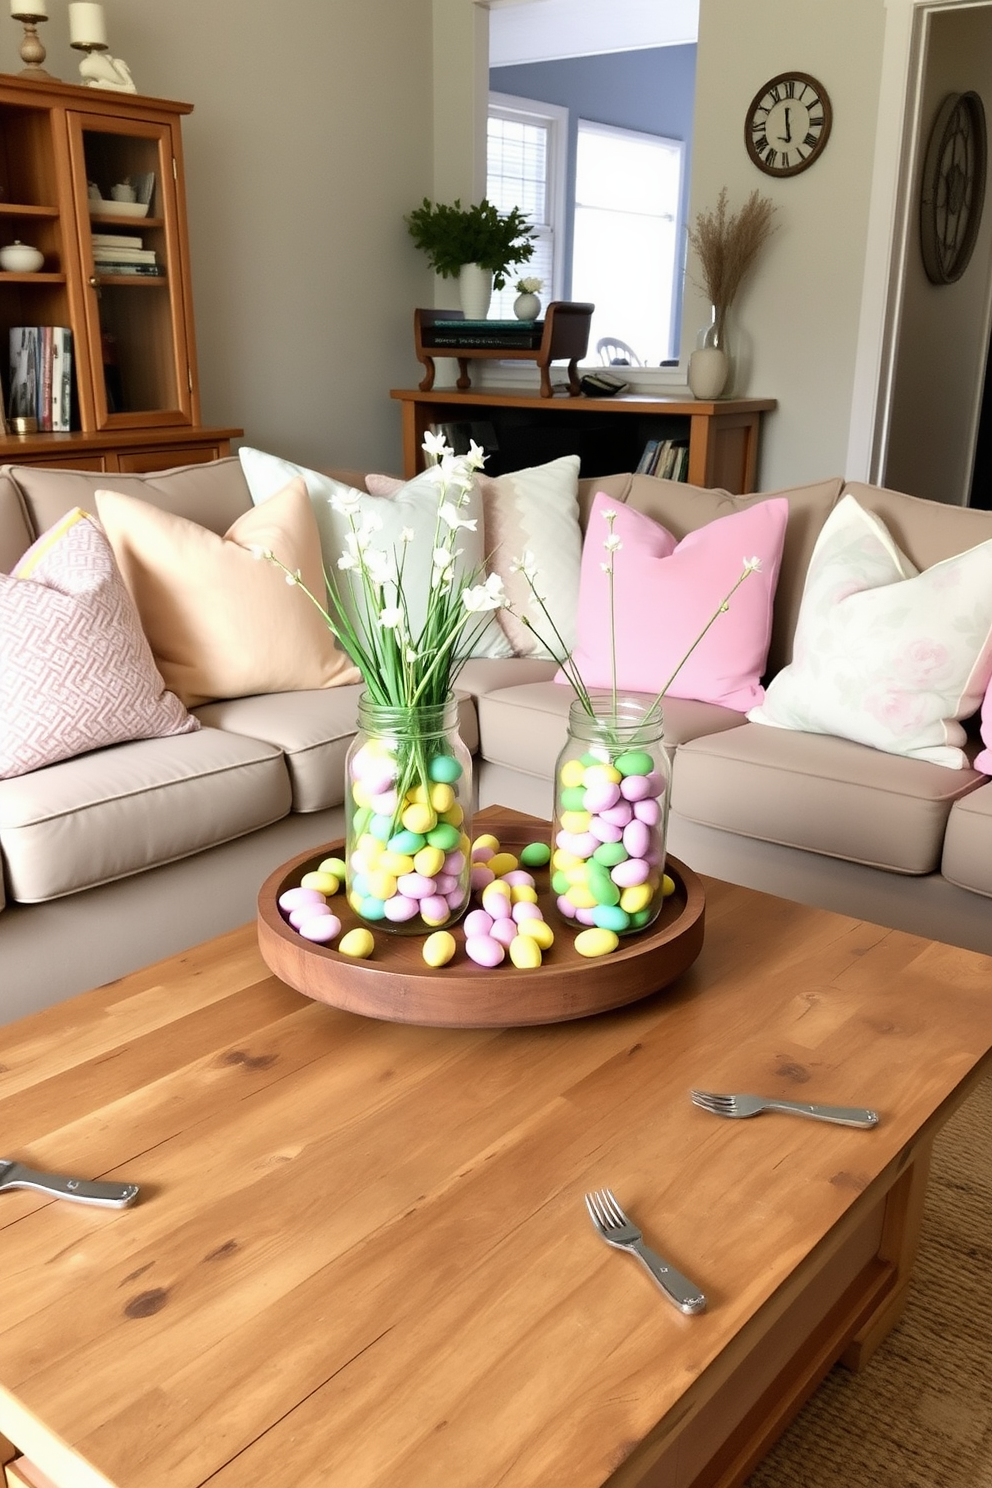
[488,91,568,307]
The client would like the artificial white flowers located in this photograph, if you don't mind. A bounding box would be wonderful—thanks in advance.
[516,276,543,294]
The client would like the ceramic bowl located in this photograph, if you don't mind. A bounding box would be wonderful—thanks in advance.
[0,241,44,272]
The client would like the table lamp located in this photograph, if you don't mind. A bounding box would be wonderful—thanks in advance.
[10,0,55,78]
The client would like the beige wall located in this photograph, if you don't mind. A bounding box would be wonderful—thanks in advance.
[1,0,438,473]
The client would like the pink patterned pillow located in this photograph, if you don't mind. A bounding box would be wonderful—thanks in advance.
[1,508,197,779]
[559,492,789,711]
[976,684,992,773]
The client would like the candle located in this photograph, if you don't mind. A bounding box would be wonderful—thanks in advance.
[68,1,106,48]
[11,0,48,16]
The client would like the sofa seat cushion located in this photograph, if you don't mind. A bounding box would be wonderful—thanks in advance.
[477,680,747,783]
[195,688,480,813]
[0,728,292,902]
[942,783,992,897]
[674,724,981,875]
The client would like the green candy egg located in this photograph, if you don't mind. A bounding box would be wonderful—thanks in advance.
[629,908,653,929]
[426,821,461,851]
[428,753,463,783]
[592,841,628,867]
[351,805,373,839]
[558,785,586,812]
[586,862,621,906]
[368,814,393,841]
[551,870,572,896]
[615,749,654,777]
[358,895,387,921]
[388,828,426,855]
[592,904,631,932]
[520,841,551,868]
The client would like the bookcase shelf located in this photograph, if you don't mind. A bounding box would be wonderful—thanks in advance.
[390,385,777,493]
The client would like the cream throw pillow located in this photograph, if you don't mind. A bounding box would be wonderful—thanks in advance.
[748,494,992,768]
[95,480,360,707]
[238,445,513,659]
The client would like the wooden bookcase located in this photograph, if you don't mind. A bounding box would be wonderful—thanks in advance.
[0,74,240,470]
[390,385,777,494]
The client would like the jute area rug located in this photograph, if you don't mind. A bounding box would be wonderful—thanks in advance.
[745,1071,992,1488]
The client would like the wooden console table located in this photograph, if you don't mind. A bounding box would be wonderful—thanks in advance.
[391,385,777,493]
[414,302,594,397]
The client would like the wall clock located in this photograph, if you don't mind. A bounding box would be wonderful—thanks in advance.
[919,91,987,285]
[745,72,832,177]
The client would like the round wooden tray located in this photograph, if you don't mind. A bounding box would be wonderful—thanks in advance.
[257,810,706,1028]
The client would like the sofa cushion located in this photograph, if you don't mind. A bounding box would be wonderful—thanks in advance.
[195,687,480,813]
[238,445,513,660]
[976,680,992,774]
[6,456,253,537]
[942,782,992,897]
[2,509,197,780]
[563,491,788,710]
[674,724,980,875]
[749,494,992,769]
[476,679,747,783]
[0,470,33,572]
[94,481,360,707]
[0,727,292,902]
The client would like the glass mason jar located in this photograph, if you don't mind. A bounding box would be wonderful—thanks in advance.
[345,693,473,933]
[551,693,672,936]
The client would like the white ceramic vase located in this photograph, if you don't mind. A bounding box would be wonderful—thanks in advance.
[513,291,541,320]
[687,347,729,400]
[458,261,492,320]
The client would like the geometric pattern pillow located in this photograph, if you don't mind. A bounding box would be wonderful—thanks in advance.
[238,444,513,659]
[1,508,198,780]
[748,494,992,769]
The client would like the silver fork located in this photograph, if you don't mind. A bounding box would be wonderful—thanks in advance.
[691,1089,879,1128]
[584,1188,706,1314]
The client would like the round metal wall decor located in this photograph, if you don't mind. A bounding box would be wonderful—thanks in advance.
[920,90,987,284]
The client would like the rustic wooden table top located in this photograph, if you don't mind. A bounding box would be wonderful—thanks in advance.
[2,809,992,1488]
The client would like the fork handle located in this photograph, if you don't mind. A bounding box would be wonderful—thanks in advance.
[766,1100,879,1128]
[629,1241,707,1314]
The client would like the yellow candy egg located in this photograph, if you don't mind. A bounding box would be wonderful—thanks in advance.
[350,782,373,808]
[301,870,339,894]
[366,870,398,901]
[347,890,363,912]
[559,759,586,789]
[356,834,385,869]
[662,874,676,898]
[487,851,519,877]
[378,851,415,876]
[406,783,430,805]
[429,782,455,813]
[509,935,542,969]
[584,763,622,786]
[441,803,465,827]
[472,833,501,855]
[413,845,445,877]
[575,927,619,958]
[552,848,583,872]
[339,928,374,958]
[423,931,456,967]
[567,884,597,909]
[559,810,592,835]
[619,883,653,914]
[402,803,437,835]
[318,856,346,878]
[510,884,538,904]
[516,918,554,949]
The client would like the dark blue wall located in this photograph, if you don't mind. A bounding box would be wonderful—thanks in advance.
[491,45,696,331]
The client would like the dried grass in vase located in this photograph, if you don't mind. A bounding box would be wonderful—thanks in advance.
[687,188,777,313]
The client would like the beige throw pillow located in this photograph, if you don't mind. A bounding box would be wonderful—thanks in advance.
[95,479,360,707]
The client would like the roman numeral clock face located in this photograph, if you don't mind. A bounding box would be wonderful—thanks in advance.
[745,72,832,177]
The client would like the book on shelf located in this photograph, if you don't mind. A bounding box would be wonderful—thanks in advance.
[434,317,541,331]
[7,326,73,431]
[93,262,164,276]
[635,438,660,474]
[93,247,157,264]
[424,330,542,349]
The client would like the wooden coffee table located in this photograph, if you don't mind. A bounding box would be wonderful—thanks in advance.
[3,806,992,1488]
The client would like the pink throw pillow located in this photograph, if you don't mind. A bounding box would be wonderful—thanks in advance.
[976,684,992,773]
[559,492,789,711]
[365,473,404,497]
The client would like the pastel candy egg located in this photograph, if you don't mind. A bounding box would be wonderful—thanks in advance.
[414,845,445,877]
[583,762,621,785]
[620,773,653,802]
[279,886,326,912]
[589,816,623,844]
[558,758,586,789]
[629,908,653,928]
[357,895,387,921]
[490,918,518,947]
[339,927,375,958]
[634,797,661,826]
[583,780,621,813]
[571,832,601,860]
[445,889,466,911]
[509,935,542,969]
[487,851,519,877]
[612,856,650,888]
[559,810,591,836]
[520,841,551,868]
[512,900,542,923]
[623,820,652,859]
[383,894,420,922]
[552,848,582,871]
[567,883,597,910]
[472,832,501,855]
[368,813,393,842]
[428,822,461,852]
[509,884,538,905]
[551,871,572,897]
[388,828,426,856]
[366,870,398,901]
[557,786,586,812]
[592,904,630,933]
[574,906,598,926]
[435,872,459,894]
[643,771,665,796]
[471,864,496,891]
[472,842,495,862]
[423,930,457,966]
[619,883,653,914]
[615,749,654,778]
[420,895,451,925]
[465,934,505,968]
[405,783,430,805]
[556,894,578,918]
[465,908,494,937]
[402,803,436,835]
[516,917,554,949]
[318,856,346,878]
[600,801,633,827]
[500,868,534,887]
[379,850,415,876]
[482,878,512,904]
[593,841,628,868]
[369,789,399,817]
[428,783,455,814]
[350,873,369,900]
[300,870,339,894]
[575,927,619,958]
[441,803,465,826]
[397,872,436,899]
[662,873,676,897]
[444,849,467,876]
[298,913,341,943]
[586,862,621,906]
[289,901,331,928]
[428,753,463,783]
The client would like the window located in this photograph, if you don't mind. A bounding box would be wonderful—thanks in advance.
[486,94,566,318]
[572,121,684,365]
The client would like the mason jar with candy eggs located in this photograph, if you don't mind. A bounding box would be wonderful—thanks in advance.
[550,692,671,936]
[344,692,473,933]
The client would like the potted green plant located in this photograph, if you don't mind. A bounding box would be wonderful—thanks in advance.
[405,197,536,318]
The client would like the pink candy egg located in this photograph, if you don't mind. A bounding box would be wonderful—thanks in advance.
[501,869,536,887]
[634,797,661,826]
[573,906,598,926]
[611,857,650,887]
[289,901,332,928]
[464,908,494,937]
[298,913,341,943]
[383,894,419,922]
[435,872,459,895]
[420,894,450,923]
[490,918,517,947]
[465,934,505,967]
[397,872,436,899]
[512,901,542,923]
[279,886,326,912]
[623,820,651,859]
[369,789,399,816]
[620,773,653,802]
[599,800,634,827]
[583,780,621,813]
[470,865,495,891]
[556,894,577,919]
[444,849,467,875]
[589,816,623,844]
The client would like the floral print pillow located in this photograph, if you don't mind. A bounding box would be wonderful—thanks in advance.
[748,494,992,769]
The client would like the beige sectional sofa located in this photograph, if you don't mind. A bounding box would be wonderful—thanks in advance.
[2,455,990,1025]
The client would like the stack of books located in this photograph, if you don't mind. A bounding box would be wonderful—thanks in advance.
[91,233,162,277]
[421,317,543,350]
[7,326,73,431]
[635,437,690,481]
